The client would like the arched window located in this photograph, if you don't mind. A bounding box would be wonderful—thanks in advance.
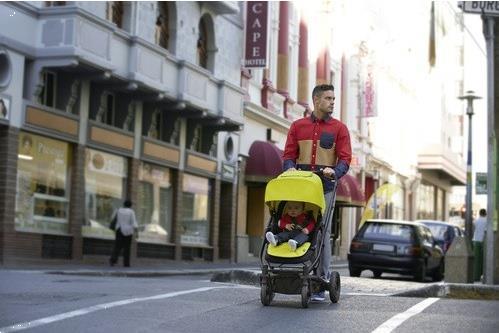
[197,19,208,69]
[106,2,124,28]
[155,2,170,50]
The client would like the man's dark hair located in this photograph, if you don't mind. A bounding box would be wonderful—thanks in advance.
[479,208,486,217]
[312,84,335,99]
[124,200,132,208]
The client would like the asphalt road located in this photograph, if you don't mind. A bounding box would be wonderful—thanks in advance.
[1,270,499,333]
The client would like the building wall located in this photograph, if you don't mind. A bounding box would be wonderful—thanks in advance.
[0,1,244,264]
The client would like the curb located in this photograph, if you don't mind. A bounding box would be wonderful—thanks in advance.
[45,268,247,278]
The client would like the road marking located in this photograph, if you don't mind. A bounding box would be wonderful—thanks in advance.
[0,286,229,333]
[371,297,440,333]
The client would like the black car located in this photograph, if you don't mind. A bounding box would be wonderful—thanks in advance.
[416,220,464,253]
[347,219,444,282]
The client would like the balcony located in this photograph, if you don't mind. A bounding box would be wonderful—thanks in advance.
[0,2,243,128]
[417,144,466,186]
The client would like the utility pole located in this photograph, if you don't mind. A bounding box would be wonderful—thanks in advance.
[483,16,496,285]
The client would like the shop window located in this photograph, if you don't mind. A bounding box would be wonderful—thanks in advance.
[417,183,435,220]
[15,132,71,235]
[107,1,124,28]
[181,174,210,245]
[83,148,127,239]
[155,2,170,50]
[137,162,173,244]
[40,71,57,108]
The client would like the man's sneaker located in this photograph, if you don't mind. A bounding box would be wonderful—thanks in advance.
[265,232,277,246]
[310,291,325,302]
[288,239,298,251]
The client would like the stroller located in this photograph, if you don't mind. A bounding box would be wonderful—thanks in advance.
[259,170,340,308]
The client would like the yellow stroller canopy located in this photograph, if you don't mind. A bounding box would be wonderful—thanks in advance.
[264,171,325,213]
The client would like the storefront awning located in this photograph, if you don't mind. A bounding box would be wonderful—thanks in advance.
[245,140,283,182]
[336,174,365,207]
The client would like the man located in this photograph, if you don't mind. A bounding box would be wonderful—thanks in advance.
[283,84,352,301]
[472,208,487,281]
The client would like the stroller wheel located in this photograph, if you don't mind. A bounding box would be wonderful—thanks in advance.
[328,271,341,303]
[260,283,272,306]
[301,283,310,308]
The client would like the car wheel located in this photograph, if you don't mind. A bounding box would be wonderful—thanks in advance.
[349,265,361,277]
[432,259,444,282]
[372,270,382,279]
[414,262,426,282]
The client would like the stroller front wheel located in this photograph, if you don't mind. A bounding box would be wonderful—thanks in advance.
[260,283,272,306]
[328,271,341,303]
[301,283,310,308]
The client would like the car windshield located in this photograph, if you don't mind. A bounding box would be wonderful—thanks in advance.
[361,223,413,241]
[422,224,448,241]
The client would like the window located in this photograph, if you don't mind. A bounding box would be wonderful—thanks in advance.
[181,174,210,245]
[96,91,115,126]
[83,148,128,239]
[40,71,57,108]
[197,19,208,69]
[45,1,66,6]
[15,132,71,235]
[155,2,169,50]
[417,183,435,219]
[107,2,124,28]
[137,163,173,244]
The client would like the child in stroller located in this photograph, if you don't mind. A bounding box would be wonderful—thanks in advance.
[260,170,340,308]
[265,201,316,251]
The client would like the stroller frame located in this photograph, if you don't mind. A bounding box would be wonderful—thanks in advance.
[259,171,341,308]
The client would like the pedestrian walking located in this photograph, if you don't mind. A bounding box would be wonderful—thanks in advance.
[282,84,352,301]
[472,208,487,281]
[110,200,138,267]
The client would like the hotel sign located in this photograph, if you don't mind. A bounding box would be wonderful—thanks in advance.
[244,1,268,68]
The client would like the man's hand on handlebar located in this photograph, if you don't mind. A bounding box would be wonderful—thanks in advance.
[321,167,336,179]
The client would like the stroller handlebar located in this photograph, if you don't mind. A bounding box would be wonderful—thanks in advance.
[313,169,336,182]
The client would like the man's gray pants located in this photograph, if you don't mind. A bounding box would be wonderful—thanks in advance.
[317,190,333,279]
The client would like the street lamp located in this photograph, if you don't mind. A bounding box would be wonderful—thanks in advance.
[458,90,482,244]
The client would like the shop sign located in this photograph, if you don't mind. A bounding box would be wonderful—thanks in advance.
[87,148,126,177]
[222,163,235,180]
[244,1,268,68]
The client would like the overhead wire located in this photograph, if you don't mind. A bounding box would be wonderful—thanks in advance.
[445,1,486,57]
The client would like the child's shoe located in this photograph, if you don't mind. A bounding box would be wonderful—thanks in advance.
[265,232,277,246]
[288,239,298,251]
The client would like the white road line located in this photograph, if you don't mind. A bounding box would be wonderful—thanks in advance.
[0,286,229,333]
[371,297,440,333]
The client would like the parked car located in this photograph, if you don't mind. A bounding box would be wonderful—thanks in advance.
[416,220,464,253]
[348,219,445,282]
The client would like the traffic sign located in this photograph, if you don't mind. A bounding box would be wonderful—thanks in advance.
[458,1,499,16]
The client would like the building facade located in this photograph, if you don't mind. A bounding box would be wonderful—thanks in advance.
[0,1,245,264]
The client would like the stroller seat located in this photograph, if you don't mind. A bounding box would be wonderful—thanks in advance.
[266,241,311,258]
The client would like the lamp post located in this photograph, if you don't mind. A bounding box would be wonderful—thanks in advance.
[458,90,482,244]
